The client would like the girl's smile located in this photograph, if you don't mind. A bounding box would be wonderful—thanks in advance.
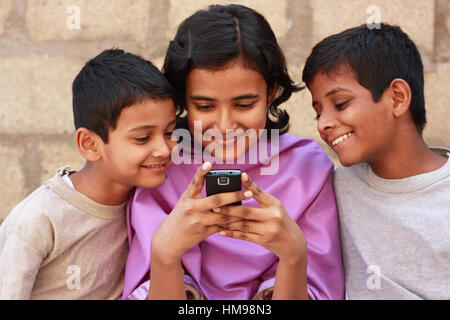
[185,59,273,161]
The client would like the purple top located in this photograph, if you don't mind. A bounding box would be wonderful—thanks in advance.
[121,134,344,299]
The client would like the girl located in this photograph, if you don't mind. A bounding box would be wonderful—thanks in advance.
[121,4,344,300]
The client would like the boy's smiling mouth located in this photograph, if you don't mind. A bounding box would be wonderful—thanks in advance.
[331,131,353,146]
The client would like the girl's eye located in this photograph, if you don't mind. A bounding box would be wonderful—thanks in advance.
[314,114,321,121]
[195,104,213,111]
[236,103,255,109]
[135,136,150,143]
[165,131,174,138]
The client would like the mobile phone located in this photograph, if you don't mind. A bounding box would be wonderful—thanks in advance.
[205,169,242,206]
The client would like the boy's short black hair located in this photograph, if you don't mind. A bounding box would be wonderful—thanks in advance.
[302,23,426,133]
[72,49,179,143]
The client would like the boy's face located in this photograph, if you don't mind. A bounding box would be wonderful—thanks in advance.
[97,98,177,189]
[308,66,395,166]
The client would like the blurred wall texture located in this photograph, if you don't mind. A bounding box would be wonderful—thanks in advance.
[0,0,449,223]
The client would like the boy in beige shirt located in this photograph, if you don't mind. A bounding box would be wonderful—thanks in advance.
[0,49,179,299]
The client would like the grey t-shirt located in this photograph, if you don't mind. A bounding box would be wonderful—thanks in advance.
[334,147,450,299]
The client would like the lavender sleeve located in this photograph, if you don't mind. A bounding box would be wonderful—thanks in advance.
[254,167,344,300]
[126,274,204,300]
[300,168,344,299]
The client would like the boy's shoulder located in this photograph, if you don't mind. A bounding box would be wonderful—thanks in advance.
[334,146,450,194]
[8,169,72,215]
[0,171,73,253]
[429,146,450,158]
[333,163,368,199]
[2,166,127,236]
[334,162,366,182]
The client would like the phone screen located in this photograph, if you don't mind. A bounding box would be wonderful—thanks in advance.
[205,170,242,205]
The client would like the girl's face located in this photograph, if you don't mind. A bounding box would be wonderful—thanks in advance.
[185,60,273,161]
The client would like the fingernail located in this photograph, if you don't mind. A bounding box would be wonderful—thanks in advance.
[242,173,249,182]
[219,231,227,236]
[243,190,253,198]
[202,162,211,171]
[212,207,221,213]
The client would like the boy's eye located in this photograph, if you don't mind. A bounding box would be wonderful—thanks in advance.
[335,100,350,109]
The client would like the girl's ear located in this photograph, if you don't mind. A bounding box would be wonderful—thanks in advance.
[267,84,279,108]
[75,128,102,162]
[389,78,412,117]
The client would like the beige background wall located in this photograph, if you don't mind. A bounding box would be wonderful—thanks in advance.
[0,0,449,224]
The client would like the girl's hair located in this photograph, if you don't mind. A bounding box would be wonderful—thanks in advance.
[163,4,302,135]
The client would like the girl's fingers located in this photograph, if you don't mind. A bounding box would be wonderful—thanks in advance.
[205,224,226,237]
[218,229,259,243]
[218,204,267,221]
[241,173,274,206]
[204,211,244,226]
[184,162,211,198]
[221,219,263,235]
[200,190,253,211]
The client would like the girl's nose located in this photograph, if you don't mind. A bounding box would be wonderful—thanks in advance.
[214,109,237,134]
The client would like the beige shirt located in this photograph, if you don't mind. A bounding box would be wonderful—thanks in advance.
[0,169,129,299]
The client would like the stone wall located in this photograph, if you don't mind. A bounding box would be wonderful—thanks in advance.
[1,0,449,223]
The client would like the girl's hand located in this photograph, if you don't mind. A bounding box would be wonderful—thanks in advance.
[217,172,307,265]
[151,162,252,265]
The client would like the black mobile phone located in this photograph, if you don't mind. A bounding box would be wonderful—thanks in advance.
[205,169,242,205]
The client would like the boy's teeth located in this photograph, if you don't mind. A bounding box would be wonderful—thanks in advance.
[332,132,352,146]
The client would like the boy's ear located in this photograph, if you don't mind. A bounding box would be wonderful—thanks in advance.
[389,78,412,117]
[75,128,102,162]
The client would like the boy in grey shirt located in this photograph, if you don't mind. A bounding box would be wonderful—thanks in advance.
[302,23,449,299]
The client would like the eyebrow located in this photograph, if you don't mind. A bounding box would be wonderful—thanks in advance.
[128,125,155,132]
[325,87,351,97]
[231,94,259,101]
[189,94,259,102]
[128,120,176,132]
[312,87,352,107]
[189,95,215,101]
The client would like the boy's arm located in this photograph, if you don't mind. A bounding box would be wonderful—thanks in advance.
[0,230,46,299]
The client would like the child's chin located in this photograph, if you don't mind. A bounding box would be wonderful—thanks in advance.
[337,155,359,167]
[139,176,167,189]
